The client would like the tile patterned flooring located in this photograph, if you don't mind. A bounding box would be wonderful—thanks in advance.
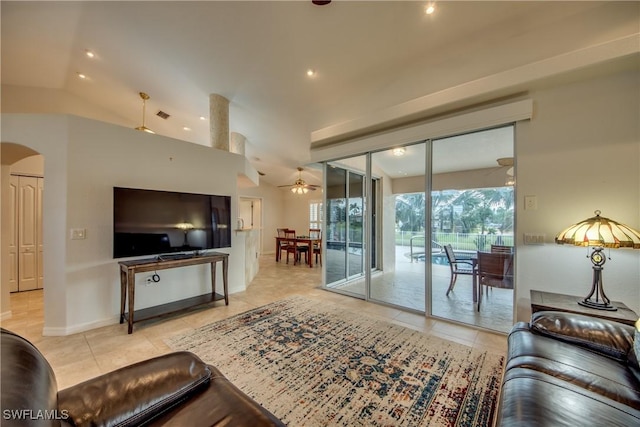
[1,255,507,390]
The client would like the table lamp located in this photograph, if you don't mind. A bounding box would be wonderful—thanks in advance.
[555,210,640,311]
[176,222,195,246]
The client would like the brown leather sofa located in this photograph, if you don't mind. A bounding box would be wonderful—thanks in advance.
[497,311,640,426]
[0,328,284,426]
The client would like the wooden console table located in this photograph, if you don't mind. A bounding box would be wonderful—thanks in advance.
[530,290,637,326]
[119,253,229,334]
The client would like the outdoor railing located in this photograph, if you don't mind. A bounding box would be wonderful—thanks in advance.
[397,231,514,253]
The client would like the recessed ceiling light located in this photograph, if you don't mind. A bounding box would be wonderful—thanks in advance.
[183,126,191,131]
[425,4,435,15]
[85,50,95,58]
[77,72,87,79]
[199,116,206,121]
[306,69,316,77]
[392,147,406,157]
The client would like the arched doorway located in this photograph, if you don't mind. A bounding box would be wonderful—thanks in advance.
[1,142,45,330]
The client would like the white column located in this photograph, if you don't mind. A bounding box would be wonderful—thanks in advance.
[209,94,230,151]
[230,132,246,156]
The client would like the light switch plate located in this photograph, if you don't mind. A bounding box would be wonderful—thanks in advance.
[524,195,537,210]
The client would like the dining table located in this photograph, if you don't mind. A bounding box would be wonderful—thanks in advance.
[275,236,321,268]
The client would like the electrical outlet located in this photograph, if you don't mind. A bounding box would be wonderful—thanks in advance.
[70,228,87,240]
[524,233,545,245]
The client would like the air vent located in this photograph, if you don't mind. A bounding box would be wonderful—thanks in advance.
[156,111,170,120]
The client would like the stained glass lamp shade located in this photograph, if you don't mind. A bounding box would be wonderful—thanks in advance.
[555,210,640,311]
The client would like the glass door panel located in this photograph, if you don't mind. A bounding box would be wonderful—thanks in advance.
[324,156,367,297]
[325,166,347,285]
[369,144,426,311]
[429,126,515,333]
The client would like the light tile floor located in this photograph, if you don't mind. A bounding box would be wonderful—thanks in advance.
[326,246,514,333]
[1,255,507,390]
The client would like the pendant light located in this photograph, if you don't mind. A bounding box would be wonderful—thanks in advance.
[135,92,155,134]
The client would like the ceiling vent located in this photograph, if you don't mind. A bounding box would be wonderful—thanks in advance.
[156,111,170,120]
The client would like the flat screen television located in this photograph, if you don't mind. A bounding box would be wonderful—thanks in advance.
[113,187,231,258]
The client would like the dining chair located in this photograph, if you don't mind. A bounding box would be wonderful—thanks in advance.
[294,231,310,265]
[283,229,299,264]
[309,228,322,266]
[276,228,289,261]
[476,251,514,310]
[491,244,513,254]
[444,244,475,296]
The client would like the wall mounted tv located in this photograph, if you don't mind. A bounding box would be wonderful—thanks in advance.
[113,187,231,258]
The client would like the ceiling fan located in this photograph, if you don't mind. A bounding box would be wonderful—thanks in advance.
[278,167,321,194]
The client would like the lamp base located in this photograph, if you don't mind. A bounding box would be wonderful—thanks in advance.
[578,299,618,311]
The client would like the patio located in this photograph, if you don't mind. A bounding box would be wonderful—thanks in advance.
[325,245,514,333]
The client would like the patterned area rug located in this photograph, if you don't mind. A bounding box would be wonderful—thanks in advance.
[166,297,504,426]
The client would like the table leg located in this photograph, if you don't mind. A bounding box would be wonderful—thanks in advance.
[127,271,135,334]
[473,269,478,303]
[308,240,313,268]
[275,239,280,262]
[119,268,126,324]
[222,257,229,305]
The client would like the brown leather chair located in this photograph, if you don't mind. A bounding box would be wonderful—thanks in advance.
[0,328,284,427]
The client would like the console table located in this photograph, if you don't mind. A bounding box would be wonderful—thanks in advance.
[119,253,229,333]
[530,290,637,326]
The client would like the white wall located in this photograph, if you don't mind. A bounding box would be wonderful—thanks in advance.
[239,181,285,254]
[281,190,318,237]
[515,68,640,320]
[1,114,248,334]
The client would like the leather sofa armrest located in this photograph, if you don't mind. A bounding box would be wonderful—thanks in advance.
[530,311,635,362]
[58,351,210,427]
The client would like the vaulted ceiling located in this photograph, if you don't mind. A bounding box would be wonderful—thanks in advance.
[2,1,638,187]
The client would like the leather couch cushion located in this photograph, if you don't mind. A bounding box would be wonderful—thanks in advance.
[1,329,61,427]
[530,311,635,361]
[498,367,640,426]
[629,319,640,364]
[146,366,284,426]
[58,352,210,427]
[507,322,640,409]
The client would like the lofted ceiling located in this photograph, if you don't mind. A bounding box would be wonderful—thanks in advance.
[2,1,638,188]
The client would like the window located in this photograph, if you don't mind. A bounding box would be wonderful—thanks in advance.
[309,200,323,230]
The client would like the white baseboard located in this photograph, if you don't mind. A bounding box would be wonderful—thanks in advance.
[42,315,120,336]
[0,310,12,321]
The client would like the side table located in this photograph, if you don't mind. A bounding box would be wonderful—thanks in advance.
[530,290,638,326]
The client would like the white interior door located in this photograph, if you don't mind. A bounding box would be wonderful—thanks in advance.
[18,176,38,291]
[8,175,18,292]
[37,177,44,288]
[10,175,44,292]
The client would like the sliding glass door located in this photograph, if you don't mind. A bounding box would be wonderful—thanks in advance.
[369,144,427,311]
[429,126,515,333]
[324,158,367,296]
[320,125,515,333]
